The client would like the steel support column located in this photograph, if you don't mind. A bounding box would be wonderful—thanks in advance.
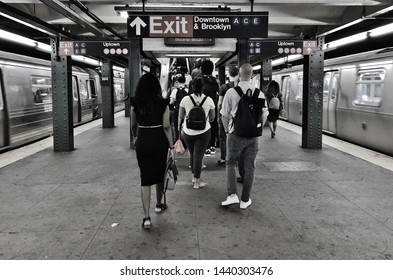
[101,60,115,128]
[129,38,141,148]
[302,39,324,149]
[218,65,226,85]
[50,37,74,152]
[237,38,249,66]
[261,59,272,92]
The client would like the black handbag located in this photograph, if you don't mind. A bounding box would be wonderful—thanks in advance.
[163,152,178,193]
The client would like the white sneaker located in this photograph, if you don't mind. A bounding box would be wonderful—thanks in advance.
[192,177,196,183]
[240,199,252,209]
[221,194,239,206]
[194,178,206,189]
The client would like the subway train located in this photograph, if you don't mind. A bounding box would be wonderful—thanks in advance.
[254,47,393,156]
[0,51,125,152]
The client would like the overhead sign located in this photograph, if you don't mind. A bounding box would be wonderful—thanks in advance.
[128,12,268,38]
[59,41,129,56]
[164,38,215,46]
[249,40,318,56]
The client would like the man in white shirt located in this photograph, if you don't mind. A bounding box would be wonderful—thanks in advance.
[220,63,265,209]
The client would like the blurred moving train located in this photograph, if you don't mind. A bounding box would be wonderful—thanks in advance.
[0,51,125,152]
[254,48,393,156]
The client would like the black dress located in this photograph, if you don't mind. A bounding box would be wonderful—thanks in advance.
[266,90,283,122]
[134,99,170,186]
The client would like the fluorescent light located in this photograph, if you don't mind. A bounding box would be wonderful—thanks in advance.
[0,12,51,35]
[119,11,128,18]
[253,65,261,70]
[113,65,125,71]
[72,55,100,66]
[369,23,393,37]
[319,18,363,38]
[324,32,368,50]
[36,42,51,53]
[271,54,303,67]
[0,29,36,47]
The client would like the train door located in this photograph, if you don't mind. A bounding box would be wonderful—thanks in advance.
[322,71,339,134]
[72,76,81,124]
[79,78,92,123]
[90,78,99,119]
[0,72,7,148]
[280,76,291,120]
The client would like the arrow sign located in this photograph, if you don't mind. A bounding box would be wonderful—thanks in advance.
[130,17,146,36]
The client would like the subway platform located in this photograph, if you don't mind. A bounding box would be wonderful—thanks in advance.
[1,111,393,260]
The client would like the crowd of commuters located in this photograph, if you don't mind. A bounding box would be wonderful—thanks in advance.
[131,59,282,229]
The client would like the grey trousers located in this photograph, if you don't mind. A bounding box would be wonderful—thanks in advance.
[226,133,259,202]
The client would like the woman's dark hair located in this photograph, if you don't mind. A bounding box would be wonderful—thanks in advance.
[201,60,214,75]
[267,80,280,95]
[134,73,162,114]
[193,77,204,96]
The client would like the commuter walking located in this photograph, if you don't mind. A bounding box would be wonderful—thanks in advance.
[265,80,283,138]
[200,60,219,156]
[178,77,215,189]
[220,63,266,209]
[131,73,174,229]
[217,65,239,167]
[170,75,189,141]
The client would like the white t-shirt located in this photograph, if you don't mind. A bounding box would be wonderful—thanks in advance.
[180,93,215,136]
[220,81,266,134]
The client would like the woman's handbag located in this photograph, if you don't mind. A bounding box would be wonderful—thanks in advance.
[174,138,186,155]
[163,152,179,192]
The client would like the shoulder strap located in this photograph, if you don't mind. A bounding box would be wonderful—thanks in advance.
[234,86,243,97]
[189,95,197,106]
[252,88,261,99]
[199,95,208,107]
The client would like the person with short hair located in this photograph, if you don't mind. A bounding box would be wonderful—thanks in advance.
[220,63,265,210]
[217,65,239,167]
[200,60,219,156]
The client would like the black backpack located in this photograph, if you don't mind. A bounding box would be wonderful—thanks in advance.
[186,95,208,130]
[174,87,187,110]
[233,86,265,138]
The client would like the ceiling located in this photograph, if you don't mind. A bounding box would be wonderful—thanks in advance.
[1,0,393,67]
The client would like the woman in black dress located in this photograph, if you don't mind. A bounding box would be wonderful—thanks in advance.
[131,73,173,229]
[265,80,283,138]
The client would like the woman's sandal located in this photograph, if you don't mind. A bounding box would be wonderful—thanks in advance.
[142,217,151,229]
[155,203,168,214]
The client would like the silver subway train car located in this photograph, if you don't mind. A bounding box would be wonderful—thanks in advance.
[0,51,124,152]
[264,48,393,156]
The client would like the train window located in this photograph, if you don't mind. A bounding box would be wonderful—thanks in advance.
[282,76,291,100]
[331,73,340,103]
[72,77,78,101]
[79,79,89,100]
[89,79,97,98]
[295,76,303,101]
[31,76,52,104]
[0,80,3,109]
[323,72,331,102]
[354,70,385,107]
[114,78,125,102]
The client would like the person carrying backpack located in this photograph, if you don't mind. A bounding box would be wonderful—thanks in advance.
[220,63,266,210]
[265,80,283,138]
[178,77,215,189]
[170,75,188,141]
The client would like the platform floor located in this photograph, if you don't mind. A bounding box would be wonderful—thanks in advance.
[1,112,393,260]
